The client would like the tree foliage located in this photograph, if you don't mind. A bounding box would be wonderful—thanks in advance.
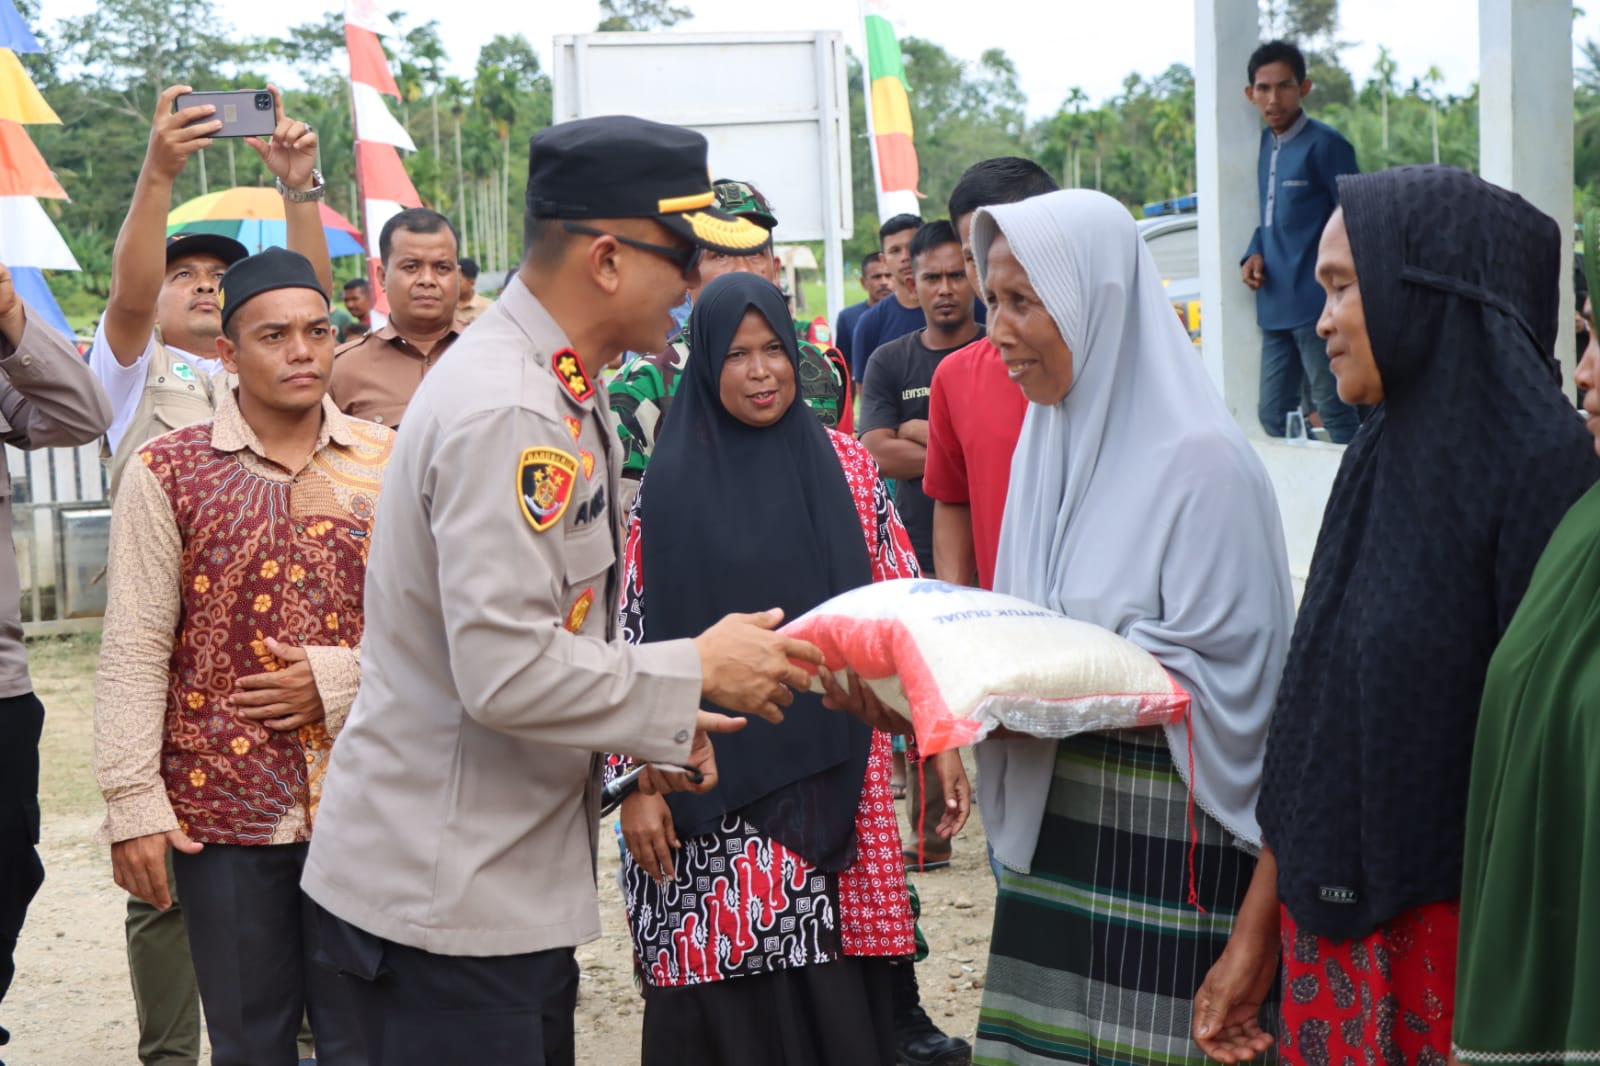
[19,0,1597,317]
[597,0,691,32]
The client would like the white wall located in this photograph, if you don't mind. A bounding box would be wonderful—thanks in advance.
[1251,439,1343,602]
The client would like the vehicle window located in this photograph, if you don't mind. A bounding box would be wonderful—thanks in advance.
[1144,226,1200,281]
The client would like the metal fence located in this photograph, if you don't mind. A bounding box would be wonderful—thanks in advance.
[10,441,110,636]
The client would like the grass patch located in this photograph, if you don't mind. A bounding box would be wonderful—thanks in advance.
[28,631,104,819]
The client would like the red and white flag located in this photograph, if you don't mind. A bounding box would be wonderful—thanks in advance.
[344,1,421,307]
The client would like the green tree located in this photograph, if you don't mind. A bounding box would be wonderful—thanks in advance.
[1373,45,1398,150]
[55,0,256,120]
[597,0,692,31]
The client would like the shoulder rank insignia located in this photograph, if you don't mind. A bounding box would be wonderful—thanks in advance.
[565,587,595,633]
[552,348,595,405]
[563,415,583,441]
[518,446,579,532]
[579,450,596,479]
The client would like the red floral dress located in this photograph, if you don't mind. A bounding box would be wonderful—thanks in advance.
[1279,901,1460,1066]
[609,431,919,987]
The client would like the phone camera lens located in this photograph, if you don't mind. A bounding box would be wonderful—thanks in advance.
[255,93,272,110]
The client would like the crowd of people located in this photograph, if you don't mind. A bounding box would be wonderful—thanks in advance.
[0,32,1597,1066]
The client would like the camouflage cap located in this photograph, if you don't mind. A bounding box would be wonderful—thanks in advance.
[712,179,778,232]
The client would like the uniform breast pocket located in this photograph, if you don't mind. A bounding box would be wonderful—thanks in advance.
[150,376,215,432]
[564,523,615,588]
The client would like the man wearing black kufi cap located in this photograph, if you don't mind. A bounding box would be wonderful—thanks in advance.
[94,248,388,1064]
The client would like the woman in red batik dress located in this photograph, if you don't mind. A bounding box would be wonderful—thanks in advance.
[606,273,920,1066]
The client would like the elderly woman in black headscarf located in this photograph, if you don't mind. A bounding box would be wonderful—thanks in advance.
[1194,166,1600,1064]
[603,273,931,1066]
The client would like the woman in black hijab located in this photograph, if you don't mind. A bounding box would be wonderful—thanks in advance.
[1194,166,1600,1064]
[606,273,923,1066]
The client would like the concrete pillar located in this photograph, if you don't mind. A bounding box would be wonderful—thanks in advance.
[1194,0,1265,433]
[1480,0,1576,397]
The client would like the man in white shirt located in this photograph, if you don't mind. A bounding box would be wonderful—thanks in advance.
[89,83,331,498]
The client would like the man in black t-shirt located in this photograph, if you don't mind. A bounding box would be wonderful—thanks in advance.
[860,220,984,573]
[857,222,982,1066]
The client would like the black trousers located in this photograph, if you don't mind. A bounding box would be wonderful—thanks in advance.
[0,693,45,1051]
[311,902,578,1066]
[171,843,365,1066]
[640,956,896,1066]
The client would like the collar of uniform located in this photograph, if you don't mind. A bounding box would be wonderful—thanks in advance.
[367,320,460,357]
[210,384,362,460]
[497,273,598,407]
[1273,110,1311,145]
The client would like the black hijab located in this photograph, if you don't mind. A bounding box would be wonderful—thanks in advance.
[1259,166,1600,941]
[639,273,873,871]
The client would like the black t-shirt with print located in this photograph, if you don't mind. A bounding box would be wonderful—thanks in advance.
[859,327,984,571]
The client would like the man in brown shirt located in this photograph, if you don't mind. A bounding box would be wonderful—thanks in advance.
[0,264,112,1057]
[328,207,461,428]
[453,256,494,329]
[94,249,386,1064]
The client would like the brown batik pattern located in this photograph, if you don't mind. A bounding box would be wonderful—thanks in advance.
[145,418,388,845]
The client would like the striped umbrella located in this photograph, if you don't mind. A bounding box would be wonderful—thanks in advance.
[167,187,367,258]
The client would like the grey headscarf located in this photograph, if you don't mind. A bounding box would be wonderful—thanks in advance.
[973,190,1295,873]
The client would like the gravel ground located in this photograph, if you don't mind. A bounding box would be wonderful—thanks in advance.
[5,635,996,1065]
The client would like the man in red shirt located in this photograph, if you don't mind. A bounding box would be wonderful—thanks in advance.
[925,158,1059,591]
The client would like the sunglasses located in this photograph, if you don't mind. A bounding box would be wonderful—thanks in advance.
[561,222,703,280]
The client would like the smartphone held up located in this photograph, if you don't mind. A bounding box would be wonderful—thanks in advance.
[176,89,275,139]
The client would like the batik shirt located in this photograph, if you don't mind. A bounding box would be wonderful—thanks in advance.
[609,319,849,479]
[94,388,393,847]
[607,431,919,986]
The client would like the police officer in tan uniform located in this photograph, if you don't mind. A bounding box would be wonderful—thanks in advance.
[302,116,827,1064]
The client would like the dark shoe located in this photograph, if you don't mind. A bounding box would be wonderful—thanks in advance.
[902,848,951,872]
[895,1006,972,1066]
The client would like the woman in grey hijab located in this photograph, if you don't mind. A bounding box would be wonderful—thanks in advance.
[969,189,1295,1064]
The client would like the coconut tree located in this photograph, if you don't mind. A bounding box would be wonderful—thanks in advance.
[1374,45,1398,152]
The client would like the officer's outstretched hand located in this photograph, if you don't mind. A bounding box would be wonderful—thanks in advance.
[693,608,824,724]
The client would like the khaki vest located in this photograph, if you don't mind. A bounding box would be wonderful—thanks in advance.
[103,340,222,498]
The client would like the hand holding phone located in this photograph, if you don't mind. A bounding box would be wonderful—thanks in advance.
[242,86,319,193]
[174,89,276,139]
[146,85,222,181]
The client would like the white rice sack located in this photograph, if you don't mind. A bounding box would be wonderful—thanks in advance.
[783,578,1190,755]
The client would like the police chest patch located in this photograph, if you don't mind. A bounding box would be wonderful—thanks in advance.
[565,587,595,633]
[563,416,582,441]
[580,450,596,479]
[552,348,595,405]
[518,446,579,532]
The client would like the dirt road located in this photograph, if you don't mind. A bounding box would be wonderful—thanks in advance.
[5,634,995,1065]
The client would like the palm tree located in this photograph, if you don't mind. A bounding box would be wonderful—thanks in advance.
[1151,98,1188,199]
[1061,86,1089,188]
[1374,46,1398,152]
[1424,65,1444,164]
[443,75,470,247]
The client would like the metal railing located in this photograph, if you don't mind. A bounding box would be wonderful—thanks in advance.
[10,441,110,636]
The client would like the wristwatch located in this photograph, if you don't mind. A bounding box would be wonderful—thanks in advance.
[277,169,326,203]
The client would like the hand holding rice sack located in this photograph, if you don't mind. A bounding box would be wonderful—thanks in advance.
[786,578,1192,755]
